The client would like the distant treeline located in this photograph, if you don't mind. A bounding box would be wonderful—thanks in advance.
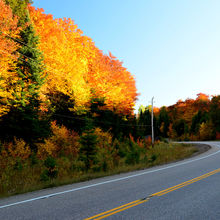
[137,93,220,141]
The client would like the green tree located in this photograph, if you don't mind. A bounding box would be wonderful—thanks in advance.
[190,110,208,135]
[173,119,188,137]
[0,1,49,151]
[137,108,151,137]
[4,0,32,26]
[158,106,170,137]
[79,118,98,171]
[3,0,44,107]
[210,96,220,133]
[48,92,87,134]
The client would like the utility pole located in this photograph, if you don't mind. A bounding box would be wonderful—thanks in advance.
[151,97,154,147]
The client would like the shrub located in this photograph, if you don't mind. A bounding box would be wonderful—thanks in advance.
[79,128,98,171]
[150,154,157,162]
[0,138,31,172]
[125,140,141,165]
[6,138,31,160]
[94,128,118,171]
[40,156,58,181]
[37,121,80,159]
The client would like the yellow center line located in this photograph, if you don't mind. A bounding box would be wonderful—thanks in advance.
[153,168,220,195]
[85,168,220,220]
[153,168,220,196]
[94,200,147,220]
[84,200,142,220]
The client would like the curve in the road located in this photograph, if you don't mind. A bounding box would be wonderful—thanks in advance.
[0,142,220,210]
[85,167,220,219]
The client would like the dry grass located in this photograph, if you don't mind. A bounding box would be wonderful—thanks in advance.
[0,142,197,198]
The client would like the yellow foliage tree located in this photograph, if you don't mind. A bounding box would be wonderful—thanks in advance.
[29,7,96,111]
[0,0,19,116]
[29,6,138,114]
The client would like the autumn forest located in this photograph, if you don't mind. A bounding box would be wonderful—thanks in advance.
[0,0,220,196]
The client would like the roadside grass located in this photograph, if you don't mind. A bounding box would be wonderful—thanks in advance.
[0,142,198,198]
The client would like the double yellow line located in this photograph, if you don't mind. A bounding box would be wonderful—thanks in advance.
[85,199,148,220]
[152,168,220,197]
[85,168,220,220]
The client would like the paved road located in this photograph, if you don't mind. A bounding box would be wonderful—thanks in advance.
[0,142,220,220]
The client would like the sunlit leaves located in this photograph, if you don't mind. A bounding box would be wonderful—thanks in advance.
[29,7,94,111]
[88,50,138,114]
[29,6,138,114]
[0,0,19,115]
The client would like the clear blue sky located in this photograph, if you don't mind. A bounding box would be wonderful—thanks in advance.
[33,0,220,111]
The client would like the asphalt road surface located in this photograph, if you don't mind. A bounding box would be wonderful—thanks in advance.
[0,141,220,220]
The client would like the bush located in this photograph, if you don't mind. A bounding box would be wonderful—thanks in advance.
[125,141,141,165]
[40,170,50,181]
[44,156,56,169]
[79,128,98,171]
[150,154,157,162]
[37,121,80,159]
[40,156,58,181]
[94,128,118,171]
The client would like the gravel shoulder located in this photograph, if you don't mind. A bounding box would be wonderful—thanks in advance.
[190,143,211,157]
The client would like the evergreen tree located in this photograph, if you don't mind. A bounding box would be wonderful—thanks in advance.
[48,92,87,134]
[190,110,208,135]
[139,109,151,137]
[158,107,170,137]
[4,0,30,21]
[79,118,98,171]
[137,109,145,137]
[0,1,49,151]
[173,119,187,137]
[210,96,220,133]
[15,17,45,107]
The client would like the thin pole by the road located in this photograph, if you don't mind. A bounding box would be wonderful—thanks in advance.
[151,96,154,146]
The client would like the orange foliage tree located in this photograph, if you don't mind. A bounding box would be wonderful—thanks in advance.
[88,51,138,114]
[167,93,210,127]
[29,6,138,115]
[162,93,213,140]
